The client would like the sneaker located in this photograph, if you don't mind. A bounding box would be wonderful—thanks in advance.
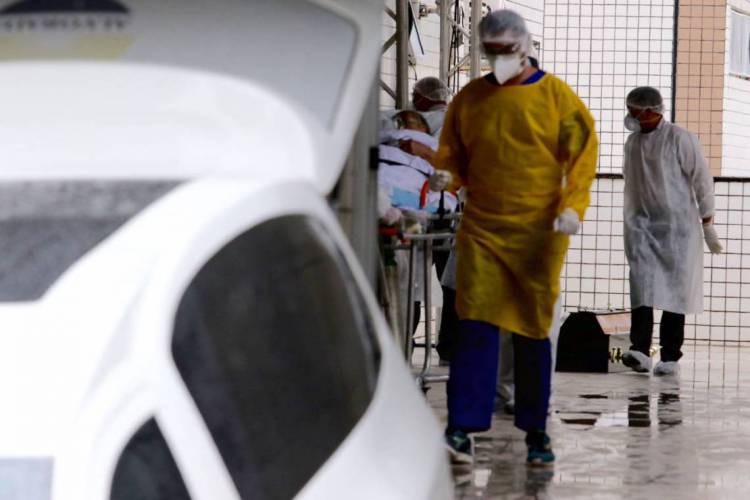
[445,429,474,464]
[653,361,680,376]
[526,431,555,466]
[622,350,652,373]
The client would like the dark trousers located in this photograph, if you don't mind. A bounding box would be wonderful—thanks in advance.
[447,320,551,433]
[630,306,684,362]
[436,287,459,360]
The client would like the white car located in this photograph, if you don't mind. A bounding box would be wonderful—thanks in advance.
[0,1,452,499]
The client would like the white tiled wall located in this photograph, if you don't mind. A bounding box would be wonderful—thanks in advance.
[724,1,750,177]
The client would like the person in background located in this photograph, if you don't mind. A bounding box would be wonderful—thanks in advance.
[620,86,723,377]
[411,76,451,138]
[435,9,598,466]
[381,76,451,139]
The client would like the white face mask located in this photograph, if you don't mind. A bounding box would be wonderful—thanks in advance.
[624,114,641,132]
[488,54,525,84]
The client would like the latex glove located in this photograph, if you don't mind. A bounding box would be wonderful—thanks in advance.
[553,208,580,235]
[703,223,723,254]
[428,170,453,191]
[381,207,402,226]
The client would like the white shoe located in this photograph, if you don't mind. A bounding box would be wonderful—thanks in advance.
[653,361,680,377]
[621,350,652,373]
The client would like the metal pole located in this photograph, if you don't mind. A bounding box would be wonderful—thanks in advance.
[405,240,417,359]
[439,0,451,84]
[420,238,434,379]
[469,0,482,79]
[396,0,410,109]
[418,234,450,387]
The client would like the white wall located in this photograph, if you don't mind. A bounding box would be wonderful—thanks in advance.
[723,1,750,177]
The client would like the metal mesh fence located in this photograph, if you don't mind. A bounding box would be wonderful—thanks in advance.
[542,0,676,174]
[563,175,750,345]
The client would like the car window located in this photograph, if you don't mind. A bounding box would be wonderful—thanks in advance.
[171,215,381,500]
[0,458,53,500]
[110,418,191,500]
[0,180,179,301]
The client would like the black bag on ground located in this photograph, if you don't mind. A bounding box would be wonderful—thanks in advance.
[556,311,632,373]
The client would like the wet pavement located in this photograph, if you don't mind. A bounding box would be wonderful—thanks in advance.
[425,343,750,499]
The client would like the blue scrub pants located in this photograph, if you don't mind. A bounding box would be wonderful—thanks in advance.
[447,320,551,434]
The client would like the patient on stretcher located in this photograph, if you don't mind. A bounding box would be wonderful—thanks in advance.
[378,110,457,219]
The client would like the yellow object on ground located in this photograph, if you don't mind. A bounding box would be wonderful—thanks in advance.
[435,74,598,339]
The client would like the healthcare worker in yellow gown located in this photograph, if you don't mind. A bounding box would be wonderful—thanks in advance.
[435,9,598,466]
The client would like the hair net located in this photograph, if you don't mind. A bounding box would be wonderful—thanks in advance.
[626,86,665,114]
[413,76,450,102]
[479,9,530,51]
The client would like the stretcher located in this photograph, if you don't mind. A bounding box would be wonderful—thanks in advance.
[379,210,461,390]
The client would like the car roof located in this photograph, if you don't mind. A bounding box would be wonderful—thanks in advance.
[0,0,382,192]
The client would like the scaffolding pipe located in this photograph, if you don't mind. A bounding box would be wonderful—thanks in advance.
[469,0,482,79]
[396,0,410,109]
[382,33,397,54]
[439,0,451,84]
[380,80,397,101]
[448,54,471,79]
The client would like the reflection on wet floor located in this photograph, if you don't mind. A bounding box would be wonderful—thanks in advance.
[426,344,750,499]
[557,391,682,429]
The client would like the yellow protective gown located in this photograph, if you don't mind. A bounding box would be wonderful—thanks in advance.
[435,74,598,339]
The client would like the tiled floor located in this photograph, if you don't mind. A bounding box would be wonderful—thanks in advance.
[424,343,750,499]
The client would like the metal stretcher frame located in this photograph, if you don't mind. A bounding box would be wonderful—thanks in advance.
[380,211,461,390]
